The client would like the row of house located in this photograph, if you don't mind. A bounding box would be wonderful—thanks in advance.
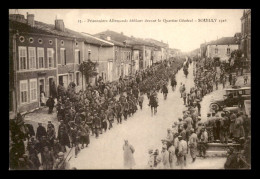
[9,13,179,115]
[199,9,251,62]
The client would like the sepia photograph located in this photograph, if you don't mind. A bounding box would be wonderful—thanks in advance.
[9,9,251,170]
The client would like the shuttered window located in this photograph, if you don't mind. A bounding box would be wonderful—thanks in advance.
[47,48,54,68]
[18,46,27,70]
[37,48,45,69]
[75,50,81,64]
[28,47,36,69]
[60,48,66,65]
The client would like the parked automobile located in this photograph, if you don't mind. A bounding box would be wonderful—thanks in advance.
[209,87,251,111]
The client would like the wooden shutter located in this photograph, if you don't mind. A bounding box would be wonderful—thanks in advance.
[64,49,67,65]
[79,51,81,64]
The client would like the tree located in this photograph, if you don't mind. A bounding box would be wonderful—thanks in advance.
[78,59,99,87]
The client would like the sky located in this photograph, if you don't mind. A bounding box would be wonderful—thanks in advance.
[9,9,245,52]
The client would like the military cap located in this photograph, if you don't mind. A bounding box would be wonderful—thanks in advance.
[19,158,25,162]
[58,152,64,156]
[162,144,167,149]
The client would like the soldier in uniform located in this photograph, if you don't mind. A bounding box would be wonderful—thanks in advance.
[138,92,144,110]
[224,147,239,169]
[122,100,129,120]
[205,113,214,142]
[189,128,198,163]
[41,146,55,170]
[168,141,176,169]
[115,101,123,124]
[198,127,208,158]
[53,152,70,170]
[36,123,47,142]
[93,113,101,138]
[106,106,115,129]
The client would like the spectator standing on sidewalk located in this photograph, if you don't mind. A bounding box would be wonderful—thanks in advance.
[36,123,47,142]
[46,97,55,114]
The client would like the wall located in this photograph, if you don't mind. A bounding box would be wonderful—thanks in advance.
[15,32,58,113]
[207,44,239,62]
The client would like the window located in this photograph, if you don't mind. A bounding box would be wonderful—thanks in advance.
[61,40,64,46]
[18,46,27,70]
[75,50,81,64]
[69,74,73,82]
[37,48,45,68]
[60,48,66,65]
[227,48,231,55]
[29,79,37,102]
[47,48,54,68]
[19,36,25,43]
[215,47,218,54]
[38,38,43,44]
[20,80,28,104]
[49,40,53,45]
[245,90,250,95]
[76,72,80,86]
[28,47,36,69]
[88,50,91,61]
[29,37,34,43]
[115,50,118,61]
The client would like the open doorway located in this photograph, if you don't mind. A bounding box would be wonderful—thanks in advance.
[39,79,45,106]
[49,77,54,97]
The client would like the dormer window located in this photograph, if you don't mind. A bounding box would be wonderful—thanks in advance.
[215,46,218,54]
[227,47,231,55]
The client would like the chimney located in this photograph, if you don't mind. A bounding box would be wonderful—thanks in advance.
[27,12,35,27]
[9,14,26,23]
[55,19,65,32]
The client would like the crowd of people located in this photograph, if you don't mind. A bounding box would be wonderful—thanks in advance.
[9,57,186,170]
[146,57,251,169]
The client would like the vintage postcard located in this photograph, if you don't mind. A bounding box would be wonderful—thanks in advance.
[9,9,251,170]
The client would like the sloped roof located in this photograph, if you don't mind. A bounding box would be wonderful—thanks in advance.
[145,38,168,48]
[207,37,239,46]
[9,16,113,47]
[94,30,158,48]
[234,32,241,38]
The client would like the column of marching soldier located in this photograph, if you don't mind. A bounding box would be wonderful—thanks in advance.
[9,57,186,170]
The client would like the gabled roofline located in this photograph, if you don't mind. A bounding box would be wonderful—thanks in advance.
[81,32,114,46]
